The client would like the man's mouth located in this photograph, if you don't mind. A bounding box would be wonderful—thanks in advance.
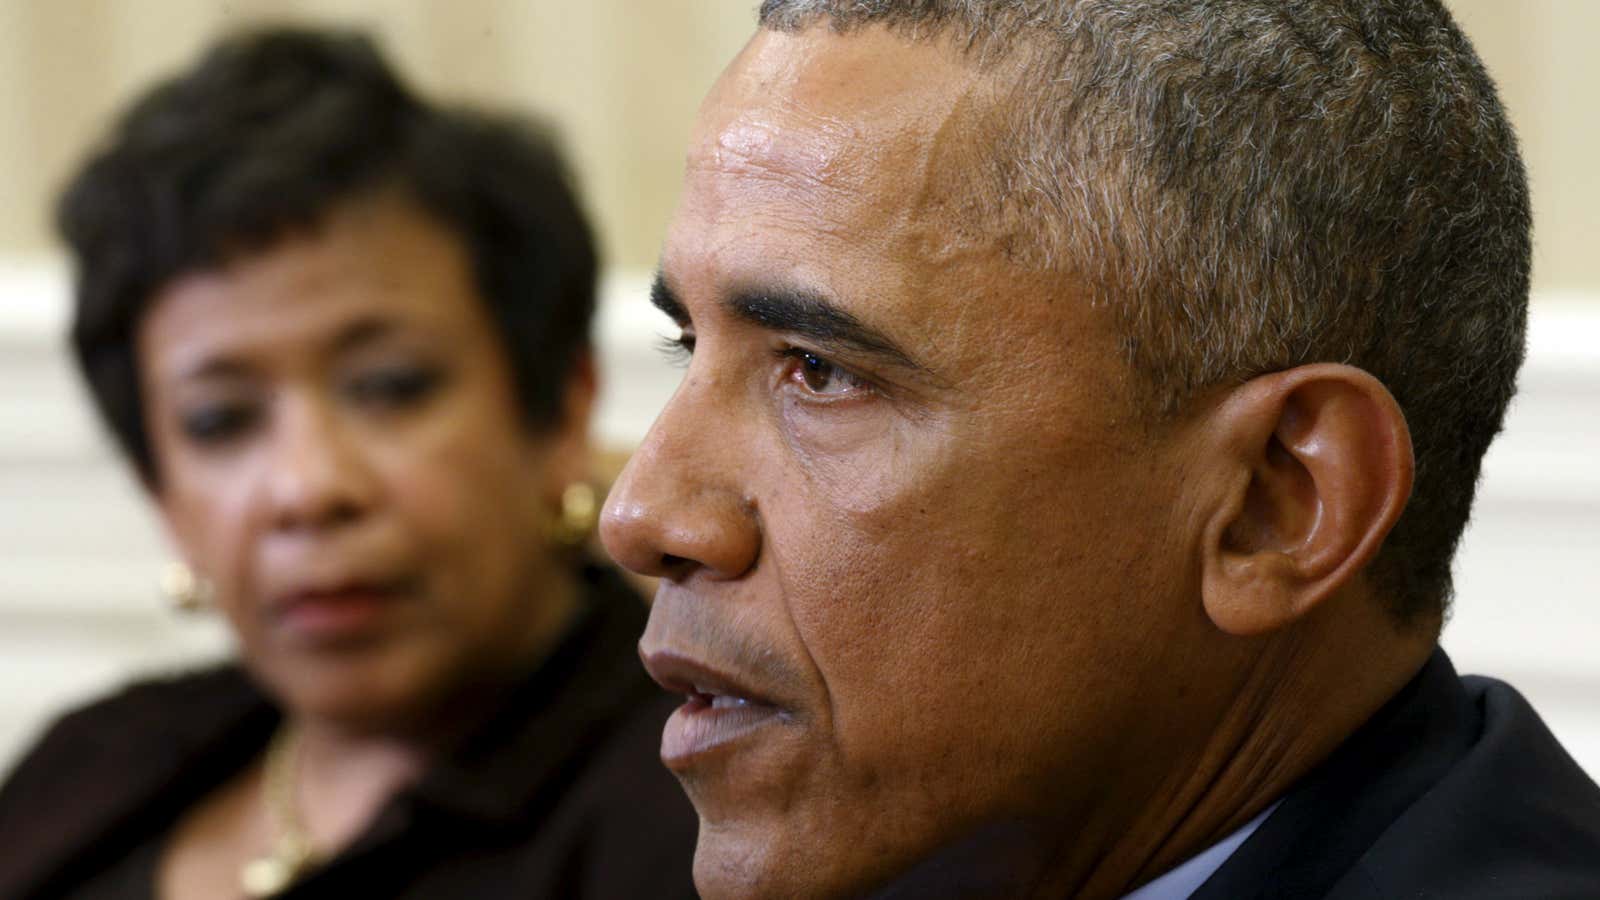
[642,650,788,766]
[688,688,762,712]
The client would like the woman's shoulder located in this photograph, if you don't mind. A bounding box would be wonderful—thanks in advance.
[0,663,273,897]
[19,664,261,759]
[0,662,269,818]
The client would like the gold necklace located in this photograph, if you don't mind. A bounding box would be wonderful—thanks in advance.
[240,726,321,898]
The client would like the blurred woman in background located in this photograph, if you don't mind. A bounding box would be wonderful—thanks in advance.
[0,28,695,900]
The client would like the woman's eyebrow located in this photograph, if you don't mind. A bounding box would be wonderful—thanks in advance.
[331,315,402,353]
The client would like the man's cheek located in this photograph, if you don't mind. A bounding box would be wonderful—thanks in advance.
[790,547,974,705]
[784,408,963,526]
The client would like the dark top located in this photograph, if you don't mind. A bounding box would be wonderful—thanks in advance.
[0,565,699,900]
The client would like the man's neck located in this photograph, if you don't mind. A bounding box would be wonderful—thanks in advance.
[1052,597,1439,899]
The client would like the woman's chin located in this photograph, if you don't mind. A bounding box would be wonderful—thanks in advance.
[250,646,455,734]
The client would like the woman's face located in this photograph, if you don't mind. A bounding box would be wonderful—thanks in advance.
[138,195,590,732]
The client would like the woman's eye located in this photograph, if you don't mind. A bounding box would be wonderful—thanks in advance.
[179,403,258,444]
[786,350,867,397]
[344,366,445,409]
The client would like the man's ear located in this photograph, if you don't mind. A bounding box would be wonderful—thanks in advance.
[1199,364,1414,636]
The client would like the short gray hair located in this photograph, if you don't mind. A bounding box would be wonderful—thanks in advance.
[758,0,1531,625]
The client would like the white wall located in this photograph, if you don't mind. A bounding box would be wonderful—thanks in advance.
[1439,298,1600,771]
[1,262,1597,779]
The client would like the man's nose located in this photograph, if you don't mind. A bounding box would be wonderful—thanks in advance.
[263,397,378,532]
[600,386,760,583]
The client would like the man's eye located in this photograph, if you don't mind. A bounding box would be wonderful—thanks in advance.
[344,366,445,409]
[179,403,258,444]
[656,331,696,367]
[785,350,867,397]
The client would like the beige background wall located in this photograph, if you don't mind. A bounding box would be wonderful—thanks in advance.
[1447,0,1600,299]
[0,0,1595,297]
[0,0,753,273]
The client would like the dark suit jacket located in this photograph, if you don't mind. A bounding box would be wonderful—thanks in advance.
[1191,649,1600,899]
[0,565,698,900]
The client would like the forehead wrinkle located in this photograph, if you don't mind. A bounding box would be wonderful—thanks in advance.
[688,26,988,210]
[683,122,879,252]
[700,108,867,196]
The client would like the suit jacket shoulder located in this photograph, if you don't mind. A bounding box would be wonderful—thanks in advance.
[1193,651,1600,900]
[1331,675,1600,898]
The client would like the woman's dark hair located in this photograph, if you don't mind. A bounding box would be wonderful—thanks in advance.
[58,27,598,486]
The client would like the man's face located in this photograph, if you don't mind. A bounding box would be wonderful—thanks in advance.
[603,26,1220,898]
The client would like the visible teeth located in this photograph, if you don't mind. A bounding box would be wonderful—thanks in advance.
[710,694,750,711]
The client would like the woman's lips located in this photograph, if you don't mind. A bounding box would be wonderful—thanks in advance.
[272,580,413,644]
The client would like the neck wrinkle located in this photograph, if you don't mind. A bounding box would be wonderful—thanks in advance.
[1037,635,1304,900]
[1126,634,1318,891]
[1044,601,1435,900]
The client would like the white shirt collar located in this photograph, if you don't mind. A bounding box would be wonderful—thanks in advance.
[1119,802,1279,900]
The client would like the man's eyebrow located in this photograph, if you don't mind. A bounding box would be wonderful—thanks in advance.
[651,272,927,376]
[650,273,689,324]
[727,287,924,373]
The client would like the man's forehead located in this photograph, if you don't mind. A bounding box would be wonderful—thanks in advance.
[687,26,990,191]
[665,25,1098,386]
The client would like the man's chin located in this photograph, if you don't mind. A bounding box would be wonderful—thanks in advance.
[691,821,864,900]
[691,807,1055,899]
[690,823,779,900]
[688,815,926,900]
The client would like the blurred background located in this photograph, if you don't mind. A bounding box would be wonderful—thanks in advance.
[1,0,1596,773]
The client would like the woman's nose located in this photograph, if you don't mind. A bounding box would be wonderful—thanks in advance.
[264,398,378,532]
[600,392,761,583]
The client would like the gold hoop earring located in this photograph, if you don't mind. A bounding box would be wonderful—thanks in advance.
[161,561,214,613]
[547,482,598,548]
